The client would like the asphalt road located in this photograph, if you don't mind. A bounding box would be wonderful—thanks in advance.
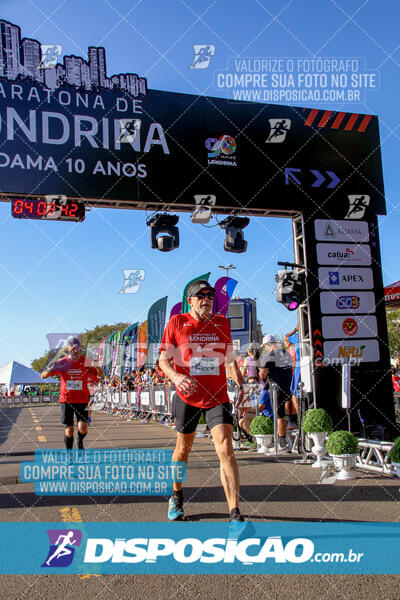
[0,405,399,599]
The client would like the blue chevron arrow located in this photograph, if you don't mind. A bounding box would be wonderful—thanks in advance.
[326,170,341,188]
[310,169,325,187]
[284,167,302,185]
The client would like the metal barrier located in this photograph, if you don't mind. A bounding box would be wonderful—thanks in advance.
[0,395,57,407]
[93,384,175,426]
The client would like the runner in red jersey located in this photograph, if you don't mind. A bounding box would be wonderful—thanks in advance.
[159,280,245,527]
[41,337,104,449]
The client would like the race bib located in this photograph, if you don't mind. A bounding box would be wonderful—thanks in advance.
[190,356,219,376]
[66,380,83,391]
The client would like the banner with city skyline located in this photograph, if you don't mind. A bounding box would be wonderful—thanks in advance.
[0,18,386,218]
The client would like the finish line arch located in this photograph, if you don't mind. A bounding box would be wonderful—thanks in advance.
[0,74,394,434]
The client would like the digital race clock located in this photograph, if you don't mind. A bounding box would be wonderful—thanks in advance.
[11,197,85,222]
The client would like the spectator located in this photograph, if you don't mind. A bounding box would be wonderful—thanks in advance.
[241,343,260,381]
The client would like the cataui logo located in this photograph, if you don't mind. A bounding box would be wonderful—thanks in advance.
[345,195,370,219]
[206,135,237,167]
[336,295,360,310]
[190,45,215,69]
[42,529,82,567]
[266,119,291,143]
[120,269,145,294]
[342,318,358,336]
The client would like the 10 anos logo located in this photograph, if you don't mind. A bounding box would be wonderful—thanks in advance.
[336,295,360,310]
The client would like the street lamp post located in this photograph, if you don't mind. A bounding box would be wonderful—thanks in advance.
[218,264,236,277]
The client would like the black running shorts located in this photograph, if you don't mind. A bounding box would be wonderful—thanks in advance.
[173,393,233,434]
[60,402,89,426]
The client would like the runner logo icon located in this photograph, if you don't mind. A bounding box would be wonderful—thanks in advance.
[345,195,370,219]
[42,529,82,567]
[266,119,291,143]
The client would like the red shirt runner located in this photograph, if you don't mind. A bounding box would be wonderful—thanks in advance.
[50,356,98,404]
[160,313,232,409]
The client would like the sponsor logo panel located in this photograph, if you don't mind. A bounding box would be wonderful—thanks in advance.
[318,268,373,290]
[316,243,371,266]
[323,339,380,363]
[320,291,376,314]
[322,316,378,339]
[314,220,369,242]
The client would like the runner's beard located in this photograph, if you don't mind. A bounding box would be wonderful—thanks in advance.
[198,304,212,319]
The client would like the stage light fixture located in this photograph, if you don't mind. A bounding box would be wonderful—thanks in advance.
[275,266,306,311]
[147,213,180,252]
[219,216,250,253]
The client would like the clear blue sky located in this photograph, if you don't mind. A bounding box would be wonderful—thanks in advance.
[0,0,399,367]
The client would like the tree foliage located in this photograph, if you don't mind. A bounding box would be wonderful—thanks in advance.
[387,309,400,358]
[31,322,131,373]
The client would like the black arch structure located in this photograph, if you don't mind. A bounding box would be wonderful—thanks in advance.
[0,78,395,435]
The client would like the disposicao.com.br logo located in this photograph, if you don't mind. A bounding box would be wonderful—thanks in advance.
[83,535,362,566]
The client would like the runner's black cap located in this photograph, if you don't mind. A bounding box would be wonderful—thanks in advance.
[187,280,215,298]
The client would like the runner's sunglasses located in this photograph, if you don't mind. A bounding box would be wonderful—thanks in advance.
[194,291,215,299]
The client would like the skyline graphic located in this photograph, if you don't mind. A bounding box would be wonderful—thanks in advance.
[0,19,147,99]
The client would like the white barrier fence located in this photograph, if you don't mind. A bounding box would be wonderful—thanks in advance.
[0,395,57,407]
[93,384,175,425]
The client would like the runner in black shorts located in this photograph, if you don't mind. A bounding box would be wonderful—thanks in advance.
[42,337,104,450]
[159,280,245,529]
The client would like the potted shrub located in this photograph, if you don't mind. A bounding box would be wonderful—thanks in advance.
[389,437,400,477]
[326,430,359,480]
[250,415,274,454]
[303,409,333,469]
[196,412,207,438]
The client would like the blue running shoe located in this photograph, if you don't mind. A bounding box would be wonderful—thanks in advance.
[168,495,184,521]
[228,516,254,540]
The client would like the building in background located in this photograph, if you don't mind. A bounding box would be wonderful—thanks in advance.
[227,298,258,352]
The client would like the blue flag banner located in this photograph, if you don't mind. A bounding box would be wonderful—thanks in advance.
[1,522,400,574]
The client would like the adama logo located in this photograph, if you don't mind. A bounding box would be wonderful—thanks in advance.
[42,529,82,567]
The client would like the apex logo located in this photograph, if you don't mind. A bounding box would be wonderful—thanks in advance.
[42,529,82,567]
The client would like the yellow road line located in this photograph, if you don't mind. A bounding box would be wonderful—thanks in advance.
[33,419,39,423]
[38,435,47,442]
[58,508,101,579]
[59,507,83,522]
[35,426,42,431]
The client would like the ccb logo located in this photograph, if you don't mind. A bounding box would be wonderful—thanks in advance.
[336,295,360,310]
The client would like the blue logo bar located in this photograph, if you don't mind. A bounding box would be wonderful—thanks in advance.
[0,522,399,574]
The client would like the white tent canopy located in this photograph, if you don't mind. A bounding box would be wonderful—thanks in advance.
[0,360,58,389]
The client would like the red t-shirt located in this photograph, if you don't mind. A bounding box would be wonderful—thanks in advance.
[160,313,232,408]
[50,356,98,404]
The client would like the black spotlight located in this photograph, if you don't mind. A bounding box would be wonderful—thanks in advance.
[275,267,306,311]
[219,216,250,253]
[147,213,180,252]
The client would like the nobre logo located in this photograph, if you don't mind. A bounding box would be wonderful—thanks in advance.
[84,536,314,565]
